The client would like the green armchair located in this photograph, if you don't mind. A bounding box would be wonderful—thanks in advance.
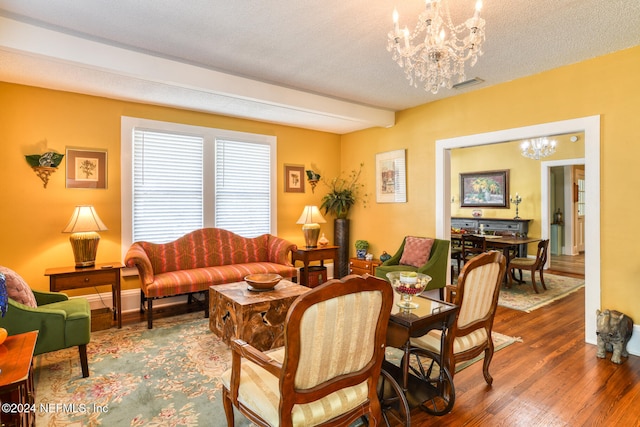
[0,267,91,378]
[375,237,450,299]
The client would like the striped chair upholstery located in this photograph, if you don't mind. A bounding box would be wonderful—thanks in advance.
[410,251,506,385]
[221,274,393,427]
[124,228,297,328]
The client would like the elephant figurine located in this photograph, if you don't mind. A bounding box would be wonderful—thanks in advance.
[596,309,633,364]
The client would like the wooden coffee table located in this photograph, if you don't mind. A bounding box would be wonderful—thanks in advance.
[209,280,309,351]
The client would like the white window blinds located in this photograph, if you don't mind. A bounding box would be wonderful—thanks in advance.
[215,139,271,237]
[132,129,204,243]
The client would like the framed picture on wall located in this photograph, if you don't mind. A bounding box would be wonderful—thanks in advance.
[460,169,510,208]
[66,148,108,189]
[376,149,407,203]
[284,164,305,193]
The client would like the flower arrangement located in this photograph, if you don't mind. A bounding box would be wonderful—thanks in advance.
[319,163,367,219]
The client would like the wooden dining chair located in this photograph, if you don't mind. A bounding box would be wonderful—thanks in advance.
[461,234,486,264]
[508,239,550,293]
[221,274,393,427]
[410,251,507,386]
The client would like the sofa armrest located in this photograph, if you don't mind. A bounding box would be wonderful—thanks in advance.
[267,235,297,266]
[33,289,69,305]
[124,243,155,285]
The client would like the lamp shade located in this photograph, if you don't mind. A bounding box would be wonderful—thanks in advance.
[296,206,326,248]
[296,206,326,225]
[62,205,108,233]
[62,205,108,268]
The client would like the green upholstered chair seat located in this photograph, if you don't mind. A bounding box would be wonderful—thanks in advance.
[375,237,450,294]
[0,267,91,378]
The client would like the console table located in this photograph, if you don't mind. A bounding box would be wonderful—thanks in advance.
[0,331,38,427]
[45,262,124,328]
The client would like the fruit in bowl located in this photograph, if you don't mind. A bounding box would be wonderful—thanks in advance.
[386,272,432,309]
[244,273,283,291]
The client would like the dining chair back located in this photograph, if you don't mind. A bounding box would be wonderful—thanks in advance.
[508,239,550,293]
[461,234,486,262]
[409,251,507,386]
[221,274,393,427]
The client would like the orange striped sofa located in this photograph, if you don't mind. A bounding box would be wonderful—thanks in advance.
[124,228,297,328]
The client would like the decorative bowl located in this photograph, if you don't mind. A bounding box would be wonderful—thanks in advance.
[386,272,432,309]
[244,273,283,291]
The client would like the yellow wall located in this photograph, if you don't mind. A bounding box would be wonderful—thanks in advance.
[3,44,640,321]
[343,45,640,320]
[0,83,341,293]
[449,135,585,246]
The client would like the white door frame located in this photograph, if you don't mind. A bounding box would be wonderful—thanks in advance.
[435,116,600,344]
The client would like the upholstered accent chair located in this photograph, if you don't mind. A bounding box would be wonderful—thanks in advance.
[221,274,393,427]
[0,266,91,377]
[375,237,450,299]
[409,251,506,385]
[508,239,550,293]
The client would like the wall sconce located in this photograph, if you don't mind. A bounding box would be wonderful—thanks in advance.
[25,152,64,188]
[62,205,108,268]
[305,170,321,193]
[296,205,326,248]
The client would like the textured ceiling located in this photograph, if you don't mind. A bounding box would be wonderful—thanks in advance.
[0,0,639,133]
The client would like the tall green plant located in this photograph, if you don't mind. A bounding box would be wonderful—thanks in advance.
[320,163,366,219]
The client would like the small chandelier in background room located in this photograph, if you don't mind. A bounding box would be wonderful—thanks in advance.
[520,137,557,160]
[387,0,485,94]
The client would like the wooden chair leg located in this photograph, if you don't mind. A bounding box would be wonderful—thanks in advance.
[222,387,235,427]
[482,345,494,386]
[530,269,540,293]
[147,298,153,329]
[79,344,89,378]
[539,269,548,290]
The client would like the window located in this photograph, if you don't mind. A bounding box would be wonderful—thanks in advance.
[121,117,277,253]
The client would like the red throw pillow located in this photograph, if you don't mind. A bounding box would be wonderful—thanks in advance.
[399,237,435,268]
[0,266,37,308]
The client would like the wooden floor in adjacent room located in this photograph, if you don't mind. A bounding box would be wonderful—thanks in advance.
[409,284,640,426]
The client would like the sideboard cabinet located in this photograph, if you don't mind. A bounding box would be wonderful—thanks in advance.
[451,217,531,236]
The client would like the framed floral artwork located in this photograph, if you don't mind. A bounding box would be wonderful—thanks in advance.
[284,164,305,193]
[459,169,510,208]
[66,148,108,189]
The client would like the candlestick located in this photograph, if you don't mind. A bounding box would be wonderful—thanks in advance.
[510,193,522,219]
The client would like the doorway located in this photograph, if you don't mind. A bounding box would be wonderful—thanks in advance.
[544,161,585,277]
[435,116,600,344]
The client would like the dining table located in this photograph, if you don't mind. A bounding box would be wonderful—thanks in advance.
[452,233,541,259]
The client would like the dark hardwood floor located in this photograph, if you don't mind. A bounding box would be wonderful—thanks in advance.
[409,286,640,426]
[120,263,639,426]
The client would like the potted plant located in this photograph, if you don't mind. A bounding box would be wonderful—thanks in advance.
[355,240,369,259]
[318,163,367,277]
[319,163,366,219]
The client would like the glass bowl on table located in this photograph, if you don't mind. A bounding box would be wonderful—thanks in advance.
[386,271,432,309]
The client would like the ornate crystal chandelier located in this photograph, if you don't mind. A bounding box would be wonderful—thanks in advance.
[387,0,485,94]
[520,137,557,160]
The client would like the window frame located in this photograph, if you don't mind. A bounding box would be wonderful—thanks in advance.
[121,116,277,263]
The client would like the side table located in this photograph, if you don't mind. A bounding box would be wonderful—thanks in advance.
[349,257,382,275]
[0,331,38,427]
[291,246,338,287]
[45,262,124,329]
[209,280,309,351]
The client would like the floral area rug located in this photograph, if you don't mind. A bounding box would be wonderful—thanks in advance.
[33,312,253,427]
[498,271,585,312]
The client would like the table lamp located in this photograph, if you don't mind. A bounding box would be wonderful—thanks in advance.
[62,205,108,268]
[296,205,326,248]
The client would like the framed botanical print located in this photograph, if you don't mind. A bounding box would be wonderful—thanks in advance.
[284,164,305,193]
[66,148,108,189]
